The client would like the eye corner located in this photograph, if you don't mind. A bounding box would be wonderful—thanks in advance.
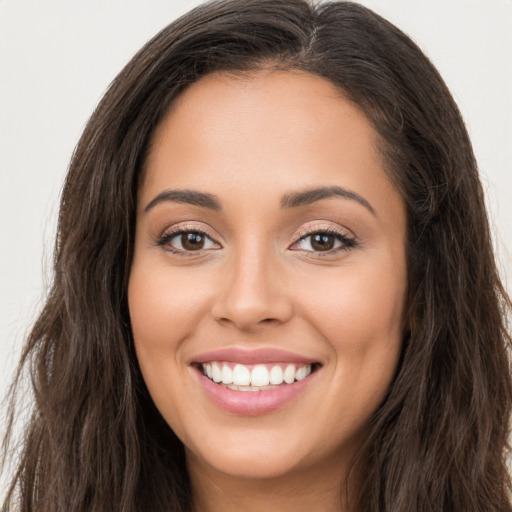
[156,224,222,256]
[288,225,358,256]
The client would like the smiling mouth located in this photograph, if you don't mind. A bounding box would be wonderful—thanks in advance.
[198,361,320,391]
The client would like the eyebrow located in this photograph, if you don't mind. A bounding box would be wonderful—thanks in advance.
[144,189,222,213]
[280,186,376,216]
[144,185,375,216]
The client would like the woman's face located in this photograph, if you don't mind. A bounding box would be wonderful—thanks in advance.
[129,70,407,482]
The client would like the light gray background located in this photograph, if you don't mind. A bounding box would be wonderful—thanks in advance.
[1,0,511,489]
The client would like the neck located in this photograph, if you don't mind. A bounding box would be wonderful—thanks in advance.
[187,448,360,512]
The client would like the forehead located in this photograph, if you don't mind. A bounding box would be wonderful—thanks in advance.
[149,69,372,164]
[141,69,402,219]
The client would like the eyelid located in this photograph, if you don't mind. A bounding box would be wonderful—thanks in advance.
[156,222,222,253]
[292,222,355,242]
[158,222,219,240]
[289,222,358,254]
[155,221,357,256]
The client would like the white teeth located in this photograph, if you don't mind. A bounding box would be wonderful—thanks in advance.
[232,364,251,386]
[212,362,222,383]
[283,364,296,384]
[251,365,270,386]
[295,365,311,381]
[269,365,284,385]
[221,365,233,384]
[202,361,314,389]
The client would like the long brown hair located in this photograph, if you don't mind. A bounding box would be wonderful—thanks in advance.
[3,1,511,510]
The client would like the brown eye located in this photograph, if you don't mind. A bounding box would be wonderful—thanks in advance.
[291,229,356,254]
[159,229,220,253]
[181,232,205,251]
[310,234,335,251]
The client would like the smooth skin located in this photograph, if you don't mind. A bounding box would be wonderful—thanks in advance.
[128,69,408,512]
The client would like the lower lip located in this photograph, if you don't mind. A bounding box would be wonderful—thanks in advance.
[194,368,317,415]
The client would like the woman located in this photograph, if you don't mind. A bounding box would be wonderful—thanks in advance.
[2,0,511,510]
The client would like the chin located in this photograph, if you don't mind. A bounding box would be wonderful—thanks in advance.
[188,445,309,480]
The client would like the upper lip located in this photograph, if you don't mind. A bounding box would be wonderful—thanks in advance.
[191,347,320,365]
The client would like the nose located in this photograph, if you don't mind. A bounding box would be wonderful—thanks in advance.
[211,245,294,331]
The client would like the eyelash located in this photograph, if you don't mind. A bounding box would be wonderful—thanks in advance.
[156,225,358,257]
[291,226,358,256]
[156,226,217,257]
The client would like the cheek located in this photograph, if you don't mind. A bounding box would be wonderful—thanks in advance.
[295,252,406,413]
[300,258,406,346]
[128,262,213,353]
[127,262,213,439]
